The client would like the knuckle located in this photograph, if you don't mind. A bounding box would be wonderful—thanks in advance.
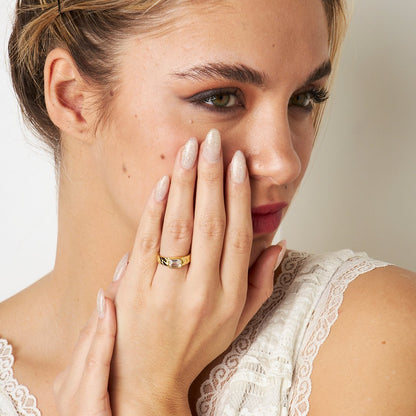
[95,323,116,342]
[86,355,110,371]
[174,170,194,186]
[229,227,253,253]
[166,218,193,241]
[139,232,160,252]
[198,216,226,239]
[79,325,94,343]
[200,167,222,184]
[145,207,163,228]
[188,293,211,319]
[221,299,242,323]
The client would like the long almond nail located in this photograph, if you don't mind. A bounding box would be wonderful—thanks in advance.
[154,175,170,202]
[231,150,247,184]
[97,288,105,319]
[274,240,287,271]
[181,137,198,170]
[113,253,129,281]
[203,128,221,163]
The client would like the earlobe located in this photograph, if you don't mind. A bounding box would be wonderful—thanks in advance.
[44,48,90,138]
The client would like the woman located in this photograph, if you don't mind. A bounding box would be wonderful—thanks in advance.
[0,0,415,415]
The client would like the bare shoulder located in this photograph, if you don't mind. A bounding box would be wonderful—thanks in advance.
[0,274,52,345]
[0,285,34,343]
[309,265,416,415]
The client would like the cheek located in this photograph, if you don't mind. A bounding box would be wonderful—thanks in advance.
[93,110,178,230]
[95,96,219,230]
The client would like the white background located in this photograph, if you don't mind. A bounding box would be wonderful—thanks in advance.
[1,0,415,301]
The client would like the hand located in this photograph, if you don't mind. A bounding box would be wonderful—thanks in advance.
[53,290,117,416]
[110,129,285,414]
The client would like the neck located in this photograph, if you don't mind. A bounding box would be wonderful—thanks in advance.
[48,167,136,346]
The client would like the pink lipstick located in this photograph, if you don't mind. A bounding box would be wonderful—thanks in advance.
[251,202,288,234]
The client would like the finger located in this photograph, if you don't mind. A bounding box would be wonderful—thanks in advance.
[57,306,99,396]
[236,241,286,335]
[79,295,116,402]
[106,253,129,300]
[127,175,170,289]
[190,129,226,280]
[220,150,252,298]
[158,137,198,275]
[53,367,69,397]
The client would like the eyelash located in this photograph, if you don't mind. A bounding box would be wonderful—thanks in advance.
[187,88,245,113]
[186,86,330,113]
[289,88,330,112]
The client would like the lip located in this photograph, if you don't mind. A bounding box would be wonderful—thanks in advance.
[251,202,288,234]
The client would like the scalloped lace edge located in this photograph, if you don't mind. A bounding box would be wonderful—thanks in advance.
[0,339,41,416]
[288,255,389,416]
[196,250,310,415]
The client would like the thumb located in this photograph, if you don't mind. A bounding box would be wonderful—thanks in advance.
[236,240,286,335]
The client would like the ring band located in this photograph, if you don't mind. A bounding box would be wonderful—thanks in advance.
[157,254,191,269]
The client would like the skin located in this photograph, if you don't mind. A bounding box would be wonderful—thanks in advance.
[0,0,415,414]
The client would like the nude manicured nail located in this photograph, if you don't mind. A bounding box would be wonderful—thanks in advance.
[113,253,129,281]
[97,288,105,319]
[181,137,198,170]
[231,150,247,184]
[154,175,170,201]
[203,128,221,163]
[274,240,287,271]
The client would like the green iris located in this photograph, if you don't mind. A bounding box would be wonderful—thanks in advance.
[205,93,236,107]
[290,93,312,108]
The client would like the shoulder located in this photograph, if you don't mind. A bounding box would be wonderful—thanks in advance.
[0,274,51,351]
[309,264,416,415]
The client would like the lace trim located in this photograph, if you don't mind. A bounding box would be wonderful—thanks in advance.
[288,255,389,416]
[0,339,41,416]
[196,250,389,416]
[196,251,309,415]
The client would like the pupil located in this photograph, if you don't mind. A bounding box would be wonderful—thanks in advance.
[214,94,230,106]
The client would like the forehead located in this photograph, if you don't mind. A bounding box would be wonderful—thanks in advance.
[126,0,329,88]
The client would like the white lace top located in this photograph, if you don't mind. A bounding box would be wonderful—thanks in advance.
[0,250,389,416]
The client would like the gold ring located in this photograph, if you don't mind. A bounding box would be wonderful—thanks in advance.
[157,254,191,269]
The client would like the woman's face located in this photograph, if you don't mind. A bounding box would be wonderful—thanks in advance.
[89,0,330,266]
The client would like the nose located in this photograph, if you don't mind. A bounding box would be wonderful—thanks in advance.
[245,107,302,186]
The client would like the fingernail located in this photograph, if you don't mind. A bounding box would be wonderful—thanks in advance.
[231,150,247,184]
[181,137,198,170]
[274,240,287,271]
[203,128,221,163]
[97,288,105,319]
[113,253,129,281]
[154,175,170,201]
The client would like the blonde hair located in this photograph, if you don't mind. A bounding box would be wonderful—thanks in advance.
[9,0,347,162]
[315,0,348,132]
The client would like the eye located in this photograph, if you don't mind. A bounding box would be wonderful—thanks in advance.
[186,88,245,112]
[290,92,314,108]
[204,93,238,108]
[289,88,329,112]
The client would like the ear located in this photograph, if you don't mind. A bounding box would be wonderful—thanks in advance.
[44,48,92,139]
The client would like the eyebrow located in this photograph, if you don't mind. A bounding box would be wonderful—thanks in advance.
[172,63,267,87]
[171,59,332,87]
[305,59,332,85]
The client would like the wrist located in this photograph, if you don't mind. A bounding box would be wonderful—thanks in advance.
[111,387,192,416]
[113,401,192,416]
